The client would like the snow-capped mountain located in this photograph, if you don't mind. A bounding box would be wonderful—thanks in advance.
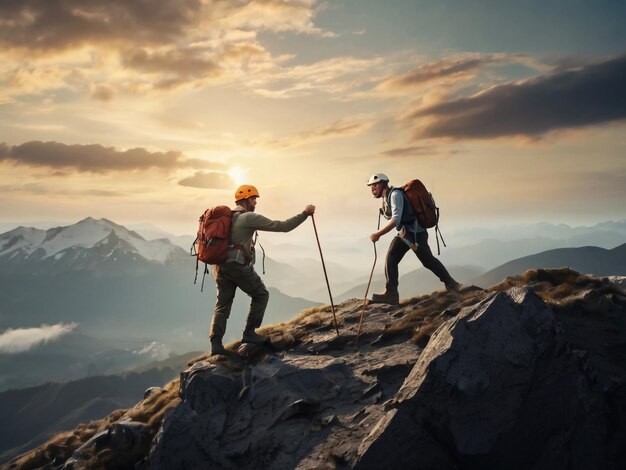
[0,217,188,272]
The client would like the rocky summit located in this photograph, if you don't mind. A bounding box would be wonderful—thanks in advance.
[7,269,626,470]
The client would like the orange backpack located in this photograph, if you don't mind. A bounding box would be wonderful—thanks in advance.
[401,179,438,229]
[192,206,232,289]
[400,179,447,254]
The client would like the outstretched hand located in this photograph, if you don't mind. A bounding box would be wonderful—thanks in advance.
[304,205,316,216]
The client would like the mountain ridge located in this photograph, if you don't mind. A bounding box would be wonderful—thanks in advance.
[0,217,186,269]
[473,243,626,287]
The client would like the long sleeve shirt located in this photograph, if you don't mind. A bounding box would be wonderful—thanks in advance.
[226,208,308,264]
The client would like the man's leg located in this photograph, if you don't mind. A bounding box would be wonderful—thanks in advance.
[373,236,409,304]
[385,236,410,292]
[227,263,270,342]
[413,231,459,291]
[209,264,238,354]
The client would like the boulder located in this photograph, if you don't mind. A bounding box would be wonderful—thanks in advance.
[150,356,356,469]
[64,420,151,470]
[355,287,610,470]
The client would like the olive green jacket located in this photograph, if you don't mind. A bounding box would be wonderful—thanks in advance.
[227,207,308,264]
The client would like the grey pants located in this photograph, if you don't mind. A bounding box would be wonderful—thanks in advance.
[210,262,269,340]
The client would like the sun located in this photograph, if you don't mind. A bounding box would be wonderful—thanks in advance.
[227,166,247,186]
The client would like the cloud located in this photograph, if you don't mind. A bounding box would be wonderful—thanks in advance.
[0,0,204,53]
[0,323,78,354]
[0,0,332,97]
[0,0,330,54]
[221,0,335,38]
[409,54,626,140]
[133,341,171,361]
[0,141,217,173]
[121,48,223,89]
[251,56,386,99]
[90,83,115,101]
[0,183,124,197]
[221,42,272,63]
[378,55,501,91]
[381,146,459,158]
[178,171,234,189]
[254,116,373,148]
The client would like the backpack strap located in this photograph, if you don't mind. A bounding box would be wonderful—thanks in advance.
[229,211,254,265]
[386,187,416,225]
[200,263,209,292]
[253,231,266,274]
[433,221,447,256]
[191,236,200,284]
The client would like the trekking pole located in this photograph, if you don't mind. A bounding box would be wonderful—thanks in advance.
[311,214,340,336]
[356,210,382,343]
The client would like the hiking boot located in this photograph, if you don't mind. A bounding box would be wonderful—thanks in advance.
[371,290,399,305]
[445,280,461,293]
[242,329,269,344]
[210,338,226,356]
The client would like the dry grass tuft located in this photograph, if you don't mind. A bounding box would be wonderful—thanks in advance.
[412,322,440,345]
[7,380,181,470]
[372,289,485,345]
[488,268,622,305]
[123,379,181,429]
[258,305,334,342]
[7,409,127,470]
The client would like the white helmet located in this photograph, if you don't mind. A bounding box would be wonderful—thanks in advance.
[367,173,389,186]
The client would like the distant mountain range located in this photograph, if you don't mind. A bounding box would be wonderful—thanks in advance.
[1,216,624,391]
[0,331,178,391]
[435,220,626,271]
[131,219,626,285]
[446,220,626,245]
[0,355,195,465]
[472,244,626,287]
[0,217,187,275]
[0,218,319,390]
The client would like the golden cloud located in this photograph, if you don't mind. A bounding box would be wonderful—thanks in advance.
[0,141,223,173]
[178,171,234,189]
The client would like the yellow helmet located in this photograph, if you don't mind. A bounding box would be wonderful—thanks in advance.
[235,184,260,201]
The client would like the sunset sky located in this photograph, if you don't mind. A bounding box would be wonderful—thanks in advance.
[1,0,625,243]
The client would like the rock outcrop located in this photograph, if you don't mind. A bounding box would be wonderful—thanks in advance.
[7,269,626,470]
[355,287,613,469]
[148,273,625,469]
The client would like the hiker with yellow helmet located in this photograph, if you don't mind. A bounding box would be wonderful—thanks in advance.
[209,184,315,355]
[367,173,460,305]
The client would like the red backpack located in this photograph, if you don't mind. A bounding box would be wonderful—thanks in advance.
[400,179,447,254]
[192,206,233,289]
[401,179,438,229]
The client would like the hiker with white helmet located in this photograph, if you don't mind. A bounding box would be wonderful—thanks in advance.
[209,184,315,356]
[367,173,460,305]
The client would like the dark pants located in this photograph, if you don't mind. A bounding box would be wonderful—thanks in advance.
[385,232,454,291]
[210,262,269,341]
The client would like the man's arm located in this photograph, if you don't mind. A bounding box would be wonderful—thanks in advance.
[371,190,403,242]
[244,205,315,233]
[370,218,397,242]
